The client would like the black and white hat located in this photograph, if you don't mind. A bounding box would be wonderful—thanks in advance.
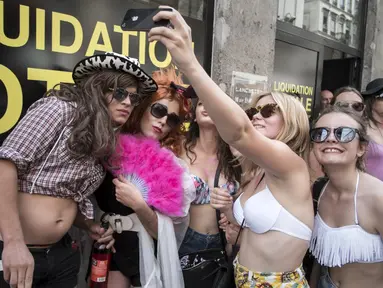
[72,52,157,92]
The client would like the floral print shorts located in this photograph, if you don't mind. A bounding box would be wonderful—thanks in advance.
[233,256,309,288]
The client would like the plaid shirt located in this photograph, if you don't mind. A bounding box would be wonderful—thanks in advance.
[0,96,105,219]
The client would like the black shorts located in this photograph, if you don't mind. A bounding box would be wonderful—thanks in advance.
[110,231,141,286]
[0,234,80,288]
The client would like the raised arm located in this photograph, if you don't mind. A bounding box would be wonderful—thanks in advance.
[149,7,305,177]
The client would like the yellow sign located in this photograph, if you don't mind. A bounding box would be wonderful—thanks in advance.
[273,81,313,114]
[0,1,196,134]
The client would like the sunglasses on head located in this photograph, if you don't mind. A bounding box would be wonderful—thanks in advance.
[170,82,197,99]
[109,87,141,107]
[150,102,181,128]
[310,127,360,143]
[335,101,365,112]
[245,103,278,120]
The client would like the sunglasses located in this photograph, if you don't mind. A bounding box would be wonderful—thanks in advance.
[310,127,360,143]
[335,101,365,112]
[245,103,278,119]
[150,102,181,128]
[109,87,141,107]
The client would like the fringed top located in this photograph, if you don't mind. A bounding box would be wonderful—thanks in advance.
[309,172,383,267]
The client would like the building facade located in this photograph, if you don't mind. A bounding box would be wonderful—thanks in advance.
[303,0,361,48]
[213,0,382,118]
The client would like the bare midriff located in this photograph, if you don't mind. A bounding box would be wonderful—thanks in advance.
[189,204,219,235]
[329,262,383,287]
[0,192,78,245]
[238,229,309,273]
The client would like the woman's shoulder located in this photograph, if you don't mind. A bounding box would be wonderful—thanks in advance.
[359,173,383,228]
[361,172,383,200]
[362,171,383,188]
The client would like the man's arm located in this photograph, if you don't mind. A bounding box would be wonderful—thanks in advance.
[0,160,23,243]
[0,160,34,288]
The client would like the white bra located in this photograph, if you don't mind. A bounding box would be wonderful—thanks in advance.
[233,186,312,241]
[309,172,383,267]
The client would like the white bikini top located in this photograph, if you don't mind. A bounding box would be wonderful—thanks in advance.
[233,185,312,241]
[309,172,383,267]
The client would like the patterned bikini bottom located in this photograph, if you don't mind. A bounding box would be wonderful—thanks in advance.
[233,255,309,288]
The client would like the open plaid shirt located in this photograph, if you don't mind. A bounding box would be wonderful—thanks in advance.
[0,96,105,219]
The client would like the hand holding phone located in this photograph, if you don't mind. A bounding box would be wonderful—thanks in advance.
[121,8,173,31]
[148,7,199,75]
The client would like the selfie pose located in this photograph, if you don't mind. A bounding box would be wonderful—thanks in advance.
[309,105,383,287]
[0,52,156,288]
[148,7,313,287]
[93,66,195,288]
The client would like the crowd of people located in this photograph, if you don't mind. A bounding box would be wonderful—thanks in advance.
[0,6,382,288]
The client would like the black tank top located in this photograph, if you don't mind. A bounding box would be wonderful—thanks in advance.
[94,171,135,216]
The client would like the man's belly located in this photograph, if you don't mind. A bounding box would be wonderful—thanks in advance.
[0,193,79,245]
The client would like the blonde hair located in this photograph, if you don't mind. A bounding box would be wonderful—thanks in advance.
[241,92,310,186]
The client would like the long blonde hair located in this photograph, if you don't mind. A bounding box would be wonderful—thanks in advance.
[241,92,310,186]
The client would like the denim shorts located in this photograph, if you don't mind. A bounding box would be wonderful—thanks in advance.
[0,234,80,288]
[318,266,339,288]
[178,227,221,256]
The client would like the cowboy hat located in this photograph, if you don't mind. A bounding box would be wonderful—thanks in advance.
[72,52,157,92]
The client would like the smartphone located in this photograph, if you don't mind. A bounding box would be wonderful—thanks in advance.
[121,8,173,31]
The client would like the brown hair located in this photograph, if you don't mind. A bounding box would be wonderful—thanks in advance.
[183,100,242,183]
[364,93,383,127]
[49,70,138,159]
[331,86,363,105]
[122,66,190,157]
[312,104,369,171]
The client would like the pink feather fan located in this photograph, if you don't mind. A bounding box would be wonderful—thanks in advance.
[107,134,184,217]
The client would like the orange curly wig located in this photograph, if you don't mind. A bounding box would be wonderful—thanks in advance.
[122,66,191,157]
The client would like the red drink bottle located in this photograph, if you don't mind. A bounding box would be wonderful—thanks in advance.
[89,219,112,288]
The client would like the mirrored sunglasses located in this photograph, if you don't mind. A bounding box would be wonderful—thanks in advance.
[310,126,360,143]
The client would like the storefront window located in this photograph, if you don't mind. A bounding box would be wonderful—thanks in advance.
[277,0,364,49]
[330,13,336,36]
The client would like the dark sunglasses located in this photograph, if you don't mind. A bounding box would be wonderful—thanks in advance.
[310,127,360,143]
[335,101,365,112]
[245,103,278,119]
[109,87,141,107]
[150,102,181,128]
